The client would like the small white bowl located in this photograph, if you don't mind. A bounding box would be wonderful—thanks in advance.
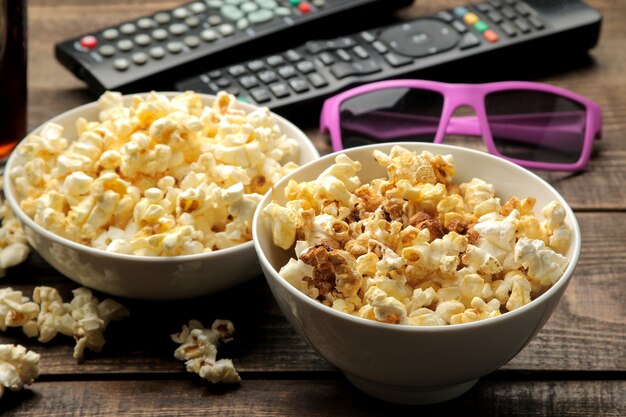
[4,93,319,300]
[253,142,581,404]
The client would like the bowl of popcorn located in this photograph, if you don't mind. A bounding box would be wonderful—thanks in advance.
[4,91,319,299]
[253,143,580,404]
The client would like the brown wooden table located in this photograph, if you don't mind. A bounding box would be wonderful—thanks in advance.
[1,0,625,415]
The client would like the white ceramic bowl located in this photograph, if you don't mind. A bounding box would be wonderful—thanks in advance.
[4,93,319,300]
[253,142,581,404]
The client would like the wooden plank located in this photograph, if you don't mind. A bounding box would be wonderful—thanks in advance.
[1,213,624,375]
[1,378,624,416]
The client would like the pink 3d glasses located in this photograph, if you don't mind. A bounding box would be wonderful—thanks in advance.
[320,80,602,171]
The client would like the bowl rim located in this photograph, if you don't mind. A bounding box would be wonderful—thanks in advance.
[4,91,320,262]
[253,141,582,332]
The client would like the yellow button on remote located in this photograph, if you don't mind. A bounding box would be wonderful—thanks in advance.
[464,12,479,25]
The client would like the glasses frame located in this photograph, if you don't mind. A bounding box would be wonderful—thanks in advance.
[320,80,602,171]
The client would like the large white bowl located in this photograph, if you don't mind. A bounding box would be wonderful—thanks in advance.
[253,142,581,404]
[4,93,319,300]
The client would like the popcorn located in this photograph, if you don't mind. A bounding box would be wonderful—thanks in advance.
[171,319,240,384]
[265,146,571,326]
[0,287,38,337]
[10,91,300,256]
[0,196,30,278]
[32,286,74,343]
[0,344,40,399]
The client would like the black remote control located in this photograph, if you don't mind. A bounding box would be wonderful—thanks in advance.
[54,0,413,94]
[175,0,602,110]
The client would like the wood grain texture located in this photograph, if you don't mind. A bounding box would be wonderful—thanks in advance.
[1,378,624,417]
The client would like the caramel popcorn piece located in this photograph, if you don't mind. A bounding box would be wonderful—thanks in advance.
[300,242,362,298]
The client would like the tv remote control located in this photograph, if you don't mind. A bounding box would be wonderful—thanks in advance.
[176,0,602,110]
[55,0,413,94]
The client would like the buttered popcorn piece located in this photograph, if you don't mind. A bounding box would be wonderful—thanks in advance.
[171,319,240,384]
[0,196,30,278]
[10,91,300,256]
[0,287,38,337]
[0,344,40,399]
[266,146,572,326]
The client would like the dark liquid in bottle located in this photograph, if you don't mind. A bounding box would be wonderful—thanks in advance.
[0,0,27,161]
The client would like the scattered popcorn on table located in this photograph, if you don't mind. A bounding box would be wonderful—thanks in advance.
[171,319,240,384]
[263,146,572,326]
[10,91,300,256]
[0,344,40,399]
[0,287,39,337]
[0,185,30,278]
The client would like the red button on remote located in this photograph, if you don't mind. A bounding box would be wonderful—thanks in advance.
[298,2,311,13]
[483,29,499,43]
[80,35,98,49]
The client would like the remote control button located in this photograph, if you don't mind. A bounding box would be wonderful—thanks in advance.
[435,11,454,23]
[499,21,517,36]
[117,39,134,51]
[218,23,236,36]
[330,59,381,79]
[241,1,259,13]
[120,23,137,35]
[207,0,224,7]
[113,58,129,71]
[266,55,285,67]
[228,65,247,76]
[184,35,201,48]
[501,6,516,19]
[221,5,244,21]
[258,0,278,8]
[289,78,309,93]
[459,32,481,49]
[312,0,325,6]
[372,41,388,54]
[503,0,516,5]
[453,7,468,17]
[296,60,315,73]
[515,3,533,16]
[132,52,149,65]
[79,35,98,49]
[353,45,369,59]
[285,49,302,62]
[384,52,412,67]
[360,31,376,43]
[249,9,274,24]
[270,82,290,98]
[154,12,171,24]
[474,21,489,33]
[452,20,468,33]
[167,41,184,53]
[200,29,219,42]
[152,29,169,41]
[476,3,492,13]
[278,65,297,78]
[298,2,311,13]
[248,60,265,71]
[336,49,351,62]
[318,52,334,66]
[250,87,271,103]
[226,0,246,4]
[208,70,223,78]
[208,15,223,26]
[487,11,503,23]
[380,20,460,58]
[239,75,259,88]
[173,8,189,19]
[275,6,291,16]
[216,77,231,87]
[169,23,188,36]
[528,15,544,29]
[464,12,479,25]
[137,18,155,30]
[237,18,250,30]
[185,16,201,27]
[134,34,151,46]
[149,46,166,59]
[308,72,327,88]
[102,29,119,40]
[259,70,278,84]
[98,44,116,57]
[483,29,499,43]
[512,18,530,33]
[190,2,207,14]
[489,0,503,8]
